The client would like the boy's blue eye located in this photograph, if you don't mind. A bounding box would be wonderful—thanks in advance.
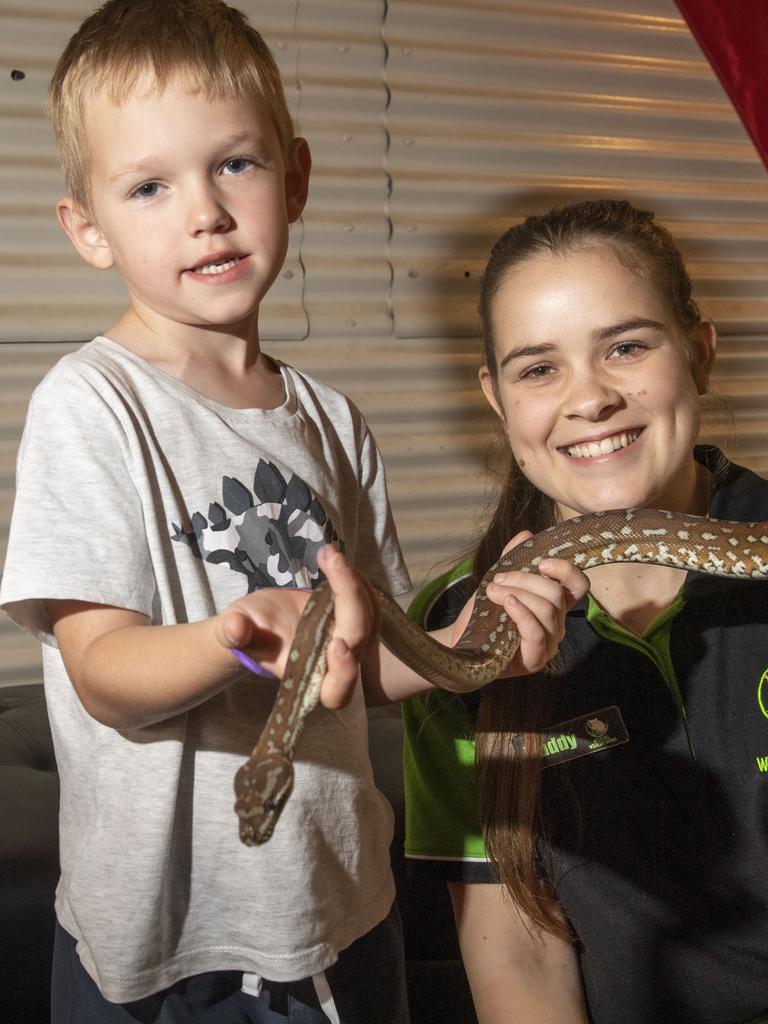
[222,158,253,175]
[132,181,161,199]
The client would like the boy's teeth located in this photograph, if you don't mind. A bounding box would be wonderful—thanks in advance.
[565,431,638,459]
[194,257,240,275]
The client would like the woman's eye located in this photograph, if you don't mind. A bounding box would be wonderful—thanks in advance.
[519,363,553,381]
[131,181,162,200]
[611,341,645,358]
[222,157,254,175]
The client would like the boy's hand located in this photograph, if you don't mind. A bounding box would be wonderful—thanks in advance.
[450,531,589,678]
[215,546,379,710]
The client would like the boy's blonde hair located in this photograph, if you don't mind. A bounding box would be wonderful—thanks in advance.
[48,0,295,214]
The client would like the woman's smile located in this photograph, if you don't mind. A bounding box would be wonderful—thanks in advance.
[560,428,643,461]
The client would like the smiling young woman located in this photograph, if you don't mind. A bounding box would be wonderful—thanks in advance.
[403,200,768,1024]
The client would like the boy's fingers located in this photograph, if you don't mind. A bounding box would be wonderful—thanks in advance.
[316,545,379,709]
[218,551,378,697]
[218,608,254,649]
[317,545,379,653]
[320,638,360,709]
[218,590,310,677]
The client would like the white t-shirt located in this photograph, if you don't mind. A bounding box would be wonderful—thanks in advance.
[0,336,410,1002]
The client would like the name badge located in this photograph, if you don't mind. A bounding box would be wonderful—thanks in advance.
[542,705,629,767]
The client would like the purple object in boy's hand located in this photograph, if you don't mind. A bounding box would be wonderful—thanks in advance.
[232,648,277,679]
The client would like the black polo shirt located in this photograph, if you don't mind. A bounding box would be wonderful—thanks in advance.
[404,449,768,1024]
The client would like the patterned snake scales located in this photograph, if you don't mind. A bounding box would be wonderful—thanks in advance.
[234,507,768,844]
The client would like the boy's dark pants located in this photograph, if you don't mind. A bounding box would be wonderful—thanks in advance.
[51,902,409,1024]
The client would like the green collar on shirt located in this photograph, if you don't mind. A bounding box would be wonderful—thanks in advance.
[408,558,695,758]
[586,590,694,757]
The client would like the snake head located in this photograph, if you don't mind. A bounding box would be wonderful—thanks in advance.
[234,751,294,846]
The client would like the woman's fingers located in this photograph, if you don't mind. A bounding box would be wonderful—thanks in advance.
[483,557,590,675]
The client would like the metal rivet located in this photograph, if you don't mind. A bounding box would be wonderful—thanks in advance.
[407,269,418,279]
[283,270,294,279]
[11,69,25,81]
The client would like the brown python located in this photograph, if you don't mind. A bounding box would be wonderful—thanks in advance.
[234,507,768,844]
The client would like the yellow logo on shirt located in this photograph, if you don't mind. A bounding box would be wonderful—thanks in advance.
[758,668,768,720]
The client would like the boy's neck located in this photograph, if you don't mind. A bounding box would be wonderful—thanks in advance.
[105,308,285,411]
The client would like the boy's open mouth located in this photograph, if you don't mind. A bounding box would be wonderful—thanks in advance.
[190,256,243,275]
[562,429,642,460]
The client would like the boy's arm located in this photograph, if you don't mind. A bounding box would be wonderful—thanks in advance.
[48,546,372,729]
[49,540,587,727]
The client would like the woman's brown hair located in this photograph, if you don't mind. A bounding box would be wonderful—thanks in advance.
[472,199,705,938]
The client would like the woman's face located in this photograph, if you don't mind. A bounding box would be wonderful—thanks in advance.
[479,245,716,521]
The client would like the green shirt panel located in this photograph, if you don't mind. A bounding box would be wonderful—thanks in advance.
[403,564,688,864]
[402,689,486,861]
[403,558,486,861]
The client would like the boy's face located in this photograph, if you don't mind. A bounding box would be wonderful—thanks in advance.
[59,73,309,339]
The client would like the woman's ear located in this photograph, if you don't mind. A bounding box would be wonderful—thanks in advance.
[479,365,505,421]
[284,138,312,224]
[691,319,718,395]
[56,197,115,271]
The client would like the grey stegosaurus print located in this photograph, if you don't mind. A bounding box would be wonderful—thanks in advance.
[171,459,342,592]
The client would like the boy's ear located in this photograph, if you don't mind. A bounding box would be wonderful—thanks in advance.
[284,138,311,223]
[56,197,115,271]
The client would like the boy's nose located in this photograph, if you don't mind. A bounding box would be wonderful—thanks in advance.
[187,188,232,235]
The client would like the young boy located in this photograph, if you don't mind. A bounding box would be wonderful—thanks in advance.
[0,2,585,1020]
[0,1,415,1020]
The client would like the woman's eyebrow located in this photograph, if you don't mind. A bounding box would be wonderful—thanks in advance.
[498,342,556,371]
[593,317,665,341]
[497,317,665,371]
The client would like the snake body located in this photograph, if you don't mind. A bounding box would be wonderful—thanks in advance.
[234,507,768,844]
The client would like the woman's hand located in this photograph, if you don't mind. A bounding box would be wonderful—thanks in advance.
[450,531,590,677]
[216,545,379,709]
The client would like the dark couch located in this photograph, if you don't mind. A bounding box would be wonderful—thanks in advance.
[0,685,476,1024]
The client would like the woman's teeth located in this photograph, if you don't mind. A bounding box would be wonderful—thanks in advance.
[194,257,241,275]
[565,431,640,459]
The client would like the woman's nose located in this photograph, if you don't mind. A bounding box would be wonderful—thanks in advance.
[563,369,623,421]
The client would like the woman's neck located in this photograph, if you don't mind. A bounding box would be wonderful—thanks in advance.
[582,459,714,636]
[586,562,686,636]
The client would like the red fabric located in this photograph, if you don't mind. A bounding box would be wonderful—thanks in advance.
[674,0,768,170]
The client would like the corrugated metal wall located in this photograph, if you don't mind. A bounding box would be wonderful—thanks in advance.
[1,0,766,685]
